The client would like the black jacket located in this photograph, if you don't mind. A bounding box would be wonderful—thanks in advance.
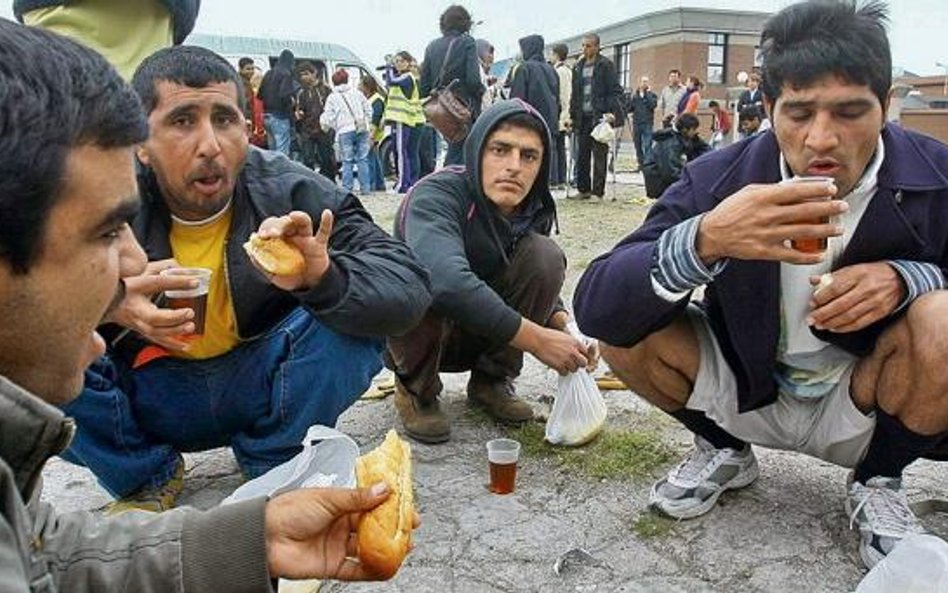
[508,35,560,140]
[420,31,485,119]
[105,148,431,363]
[14,0,200,44]
[394,100,558,343]
[569,54,625,127]
[642,128,711,198]
[258,51,297,116]
[629,89,658,126]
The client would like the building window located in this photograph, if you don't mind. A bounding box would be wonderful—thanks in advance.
[707,32,727,84]
[615,43,631,88]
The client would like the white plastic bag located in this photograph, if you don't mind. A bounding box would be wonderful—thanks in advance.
[545,369,607,446]
[590,120,615,145]
[855,534,948,593]
[223,425,359,504]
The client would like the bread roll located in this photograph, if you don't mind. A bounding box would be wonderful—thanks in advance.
[355,430,414,579]
[242,232,305,276]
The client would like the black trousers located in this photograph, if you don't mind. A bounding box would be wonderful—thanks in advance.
[385,233,566,403]
[576,114,609,196]
[299,132,338,181]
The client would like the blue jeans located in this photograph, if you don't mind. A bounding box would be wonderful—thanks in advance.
[367,144,385,191]
[338,130,371,194]
[264,113,292,155]
[633,123,654,168]
[61,308,382,497]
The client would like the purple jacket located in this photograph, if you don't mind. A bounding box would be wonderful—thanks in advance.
[574,124,948,412]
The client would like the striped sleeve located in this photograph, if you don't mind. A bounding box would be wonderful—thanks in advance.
[649,214,728,302]
[888,260,947,311]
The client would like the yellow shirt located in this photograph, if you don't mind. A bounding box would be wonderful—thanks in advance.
[23,0,173,81]
[169,207,240,360]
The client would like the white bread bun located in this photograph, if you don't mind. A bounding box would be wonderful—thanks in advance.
[354,430,413,579]
[242,232,305,276]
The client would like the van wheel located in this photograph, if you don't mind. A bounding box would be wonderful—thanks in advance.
[380,136,399,179]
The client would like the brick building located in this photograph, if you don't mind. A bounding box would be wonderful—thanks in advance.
[554,7,771,103]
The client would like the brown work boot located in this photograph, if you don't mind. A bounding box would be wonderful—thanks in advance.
[466,374,534,423]
[104,454,185,515]
[394,381,450,444]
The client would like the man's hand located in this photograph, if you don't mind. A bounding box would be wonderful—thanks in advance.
[253,209,334,291]
[265,484,421,581]
[806,263,905,333]
[696,181,847,266]
[511,318,588,375]
[549,311,600,373]
[104,259,196,351]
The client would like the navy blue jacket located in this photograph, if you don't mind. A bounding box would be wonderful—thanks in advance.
[15,0,200,44]
[574,124,948,412]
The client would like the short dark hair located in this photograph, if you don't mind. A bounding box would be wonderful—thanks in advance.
[759,0,891,107]
[739,105,763,122]
[0,21,147,274]
[132,45,246,115]
[708,100,720,108]
[583,33,601,46]
[238,57,254,69]
[551,43,568,61]
[440,5,472,34]
[360,75,381,96]
[395,50,415,63]
[669,69,682,76]
[297,60,316,75]
[495,111,547,141]
[677,113,700,132]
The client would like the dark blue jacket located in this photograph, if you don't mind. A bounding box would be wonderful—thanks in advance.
[574,124,948,412]
[508,35,560,140]
[14,0,200,44]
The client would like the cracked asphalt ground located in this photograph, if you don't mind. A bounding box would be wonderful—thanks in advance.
[41,178,948,592]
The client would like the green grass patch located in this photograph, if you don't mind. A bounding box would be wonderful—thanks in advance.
[631,514,676,539]
[504,421,675,481]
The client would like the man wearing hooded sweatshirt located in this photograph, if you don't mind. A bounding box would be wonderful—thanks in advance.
[386,100,594,443]
[508,34,560,185]
[258,49,297,156]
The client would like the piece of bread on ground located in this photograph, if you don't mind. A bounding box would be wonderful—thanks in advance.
[354,430,414,579]
[243,232,305,276]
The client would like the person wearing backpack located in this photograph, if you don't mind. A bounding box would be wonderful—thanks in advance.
[321,69,373,194]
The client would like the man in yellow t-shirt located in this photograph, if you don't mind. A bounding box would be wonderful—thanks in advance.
[14,0,200,80]
[59,45,431,513]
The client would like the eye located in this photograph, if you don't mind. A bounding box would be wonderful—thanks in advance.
[171,114,193,127]
[102,223,129,242]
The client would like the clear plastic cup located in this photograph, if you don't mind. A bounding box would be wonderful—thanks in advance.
[780,176,837,253]
[487,438,521,494]
[160,267,212,335]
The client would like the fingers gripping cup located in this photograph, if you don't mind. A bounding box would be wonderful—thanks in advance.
[160,267,211,336]
[782,176,837,253]
[487,438,521,495]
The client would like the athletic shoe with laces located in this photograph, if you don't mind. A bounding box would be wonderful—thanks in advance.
[649,435,759,519]
[846,475,927,569]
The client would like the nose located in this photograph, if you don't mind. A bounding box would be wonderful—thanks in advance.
[804,109,840,155]
[118,229,147,278]
[195,117,223,160]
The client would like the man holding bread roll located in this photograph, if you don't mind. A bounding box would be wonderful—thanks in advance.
[59,45,432,513]
[574,0,948,569]
[387,99,597,443]
[0,21,416,591]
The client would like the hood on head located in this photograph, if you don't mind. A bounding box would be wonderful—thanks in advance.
[518,34,545,61]
[277,49,295,71]
[463,99,553,216]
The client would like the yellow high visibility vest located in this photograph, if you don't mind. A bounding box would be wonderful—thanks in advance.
[384,73,425,127]
[369,92,386,143]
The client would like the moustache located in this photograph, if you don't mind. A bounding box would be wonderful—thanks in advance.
[186,161,227,183]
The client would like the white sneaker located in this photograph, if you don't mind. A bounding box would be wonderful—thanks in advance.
[846,475,926,569]
[649,436,759,519]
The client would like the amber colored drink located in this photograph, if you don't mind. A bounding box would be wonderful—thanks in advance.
[489,461,517,494]
[166,293,208,335]
[783,176,836,254]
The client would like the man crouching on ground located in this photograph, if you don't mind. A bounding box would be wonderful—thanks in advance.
[387,100,597,443]
[574,0,948,570]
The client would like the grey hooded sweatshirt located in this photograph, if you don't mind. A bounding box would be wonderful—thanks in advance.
[0,375,275,593]
[394,99,562,343]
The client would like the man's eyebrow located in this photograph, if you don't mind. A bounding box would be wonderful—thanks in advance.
[780,98,875,110]
[93,197,141,233]
[165,103,196,121]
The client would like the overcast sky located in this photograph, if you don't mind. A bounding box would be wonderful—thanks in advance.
[2,1,945,77]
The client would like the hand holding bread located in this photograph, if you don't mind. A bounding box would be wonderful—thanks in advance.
[244,209,333,291]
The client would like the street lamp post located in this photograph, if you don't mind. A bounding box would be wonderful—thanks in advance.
[937,62,948,96]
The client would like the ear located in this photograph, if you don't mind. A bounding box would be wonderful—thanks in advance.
[136,144,150,167]
[763,96,775,122]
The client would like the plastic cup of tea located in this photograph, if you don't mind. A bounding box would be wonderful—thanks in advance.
[487,438,521,495]
[160,267,211,335]
[781,176,837,253]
